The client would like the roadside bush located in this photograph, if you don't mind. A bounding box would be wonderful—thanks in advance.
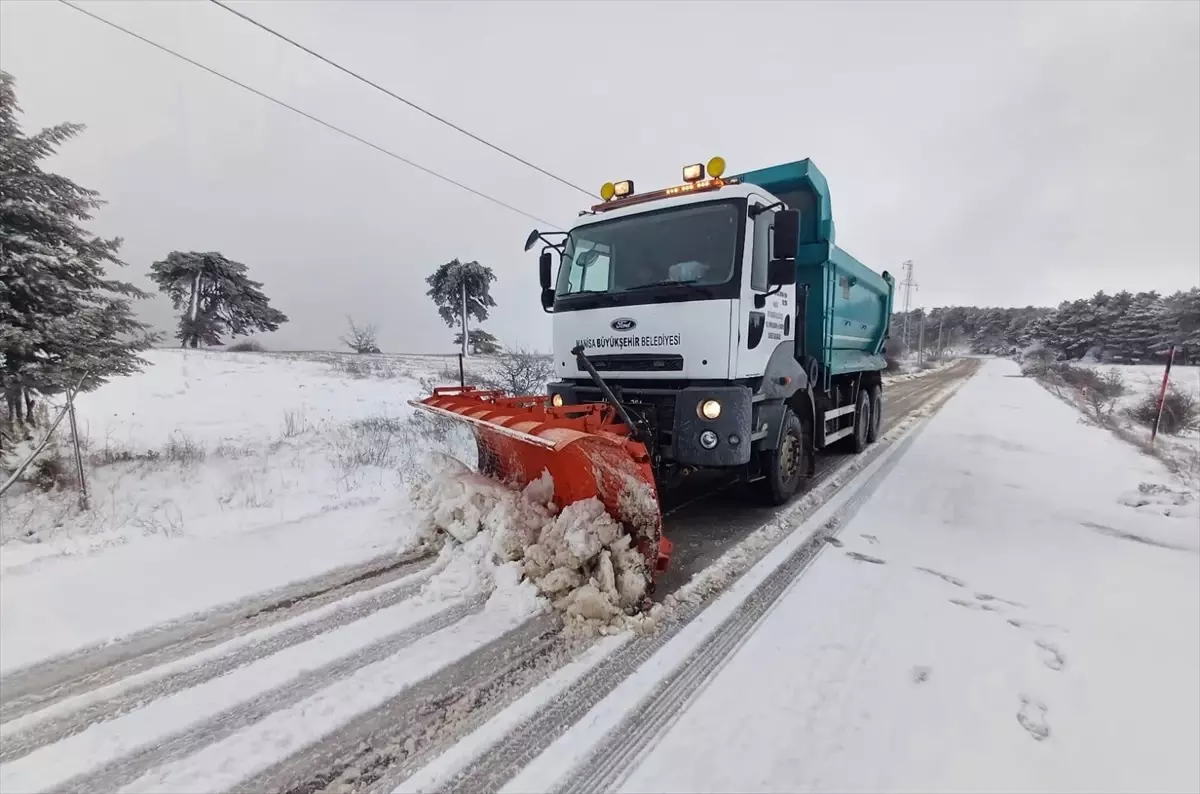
[479,348,555,397]
[884,350,901,373]
[30,448,73,492]
[1019,346,1058,377]
[281,408,310,438]
[1037,361,1124,396]
[29,450,71,494]
[328,355,406,380]
[227,339,265,353]
[1080,369,1127,424]
[1127,386,1200,436]
[165,433,207,465]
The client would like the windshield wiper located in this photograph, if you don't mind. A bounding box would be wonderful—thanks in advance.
[623,279,716,298]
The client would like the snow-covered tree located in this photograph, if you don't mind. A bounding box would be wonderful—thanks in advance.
[340,315,380,354]
[453,329,501,355]
[147,251,288,348]
[1105,291,1163,363]
[1161,288,1200,364]
[0,70,157,432]
[425,259,497,350]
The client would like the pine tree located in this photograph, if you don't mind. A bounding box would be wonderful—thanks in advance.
[453,328,502,355]
[147,251,288,348]
[1105,291,1163,363]
[1160,288,1200,364]
[425,259,497,348]
[0,71,156,432]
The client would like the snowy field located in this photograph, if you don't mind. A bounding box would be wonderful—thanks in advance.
[1078,362,1200,485]
[0,349,481,672]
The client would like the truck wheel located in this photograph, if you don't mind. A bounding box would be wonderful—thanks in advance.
[867,385,883,443]
[849,388,871,453]
[757,408,811,505]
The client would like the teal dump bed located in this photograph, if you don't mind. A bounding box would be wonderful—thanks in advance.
[735,160,895,376]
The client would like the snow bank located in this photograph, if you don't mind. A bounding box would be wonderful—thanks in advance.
[407,457,653,634]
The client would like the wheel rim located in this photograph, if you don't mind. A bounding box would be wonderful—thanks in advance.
[780,429,802,482]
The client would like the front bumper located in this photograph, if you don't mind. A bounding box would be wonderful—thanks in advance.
[548,382,753,467]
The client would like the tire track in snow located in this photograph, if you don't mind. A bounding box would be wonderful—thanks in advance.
[0,568,435,764]
[243,616,565,794]
[4,362,976,793]
[441,402,948,794]
[52,598,483,794]
[556,417,931,794]
[0,547,438,725]
[655,359,977,595]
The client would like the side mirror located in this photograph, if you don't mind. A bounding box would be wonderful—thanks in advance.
[540,288,554,311]
[539,250,553,290]
[767,259,796,287]
[524,229,541,252]
[772,209,800,261]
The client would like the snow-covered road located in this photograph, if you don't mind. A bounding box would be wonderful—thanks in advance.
[3,357,1194,793]
[556,358,1200,794]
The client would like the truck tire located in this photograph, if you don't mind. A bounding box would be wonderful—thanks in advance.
[757,408,811,505]
[866,384,883,443]
[848,387,871,453]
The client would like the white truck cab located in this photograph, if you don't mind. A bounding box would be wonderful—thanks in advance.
[527,158,893,504]
[549,182,795,384]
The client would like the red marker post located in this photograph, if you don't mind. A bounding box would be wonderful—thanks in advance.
[1151,345,1176,445]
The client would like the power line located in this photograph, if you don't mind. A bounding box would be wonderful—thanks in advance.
[56,0,561,229]
[207,0,598,200]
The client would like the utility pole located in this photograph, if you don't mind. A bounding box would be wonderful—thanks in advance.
[917,314,926,368]
[936,318,944,360]
[898,260,919,356]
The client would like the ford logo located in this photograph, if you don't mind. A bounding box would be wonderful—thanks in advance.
[610,318,637,332]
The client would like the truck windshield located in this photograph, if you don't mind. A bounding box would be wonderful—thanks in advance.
[556,201,742,298]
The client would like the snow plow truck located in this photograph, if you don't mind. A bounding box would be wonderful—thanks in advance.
[412,157,895,597]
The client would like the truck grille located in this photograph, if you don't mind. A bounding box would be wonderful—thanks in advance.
[589,354,684,373]
[574,387,677,456]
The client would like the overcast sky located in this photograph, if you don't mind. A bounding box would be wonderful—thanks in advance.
[2,0,1197,353]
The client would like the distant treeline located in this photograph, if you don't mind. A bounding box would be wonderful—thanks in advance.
[890,287,1200,365]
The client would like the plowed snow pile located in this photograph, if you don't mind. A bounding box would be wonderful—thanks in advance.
[407,456,654,635]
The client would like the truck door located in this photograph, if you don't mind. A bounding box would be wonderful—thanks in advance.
[733,194,795,379]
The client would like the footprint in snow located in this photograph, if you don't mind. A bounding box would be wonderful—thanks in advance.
[846,551,886,565]
[914,566,967,588]
[1007,618,1067,633]
[949,598,999,613]
[1017,696,1051,741]
[975,593,1026,608]
[822,536,844,548]
[1035,639,1066,671]
[860,534,880,545]
[911,665,931,684]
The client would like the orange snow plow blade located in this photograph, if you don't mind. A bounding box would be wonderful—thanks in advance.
[410,387,671,583]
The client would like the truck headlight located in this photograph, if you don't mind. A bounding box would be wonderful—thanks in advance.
[551,393,564,408]
[699,430,719,449]
[698,399,722,420]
